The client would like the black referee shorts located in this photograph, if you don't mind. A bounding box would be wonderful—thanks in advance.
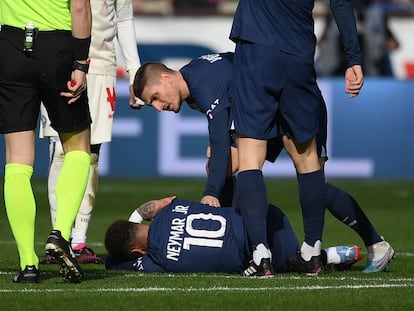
[0,25,91,134]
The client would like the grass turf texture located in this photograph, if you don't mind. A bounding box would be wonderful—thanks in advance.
[0,178,413,310]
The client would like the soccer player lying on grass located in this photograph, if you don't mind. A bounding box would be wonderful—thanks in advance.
[104,196,361,274]
[134,53,395,274]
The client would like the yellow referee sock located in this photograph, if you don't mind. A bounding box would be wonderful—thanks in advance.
[4,163,38,270]
[54,151,90,241]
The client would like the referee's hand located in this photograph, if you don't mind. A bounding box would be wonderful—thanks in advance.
[60,70,87,104]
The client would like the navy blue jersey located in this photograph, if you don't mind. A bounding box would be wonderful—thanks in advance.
[135,198,248,273]
[180,53,233,116]
[180,53,234,198]
[230,0,361,67]
[105,199,299,273]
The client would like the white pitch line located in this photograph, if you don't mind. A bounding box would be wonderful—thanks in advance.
[0,270,413,284]
[0,239,413,257]
[0,283,413,294]
[123,273,414,281]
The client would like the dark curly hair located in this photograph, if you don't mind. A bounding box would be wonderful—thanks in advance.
[104,220,139,261]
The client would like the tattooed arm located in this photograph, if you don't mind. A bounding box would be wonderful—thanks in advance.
[129,196,176,223]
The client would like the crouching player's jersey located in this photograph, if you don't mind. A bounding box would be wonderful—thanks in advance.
[180,52,233,116]
[180,53,234,200]
[140,198,248,273]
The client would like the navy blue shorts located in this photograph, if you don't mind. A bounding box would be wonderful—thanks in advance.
[231,41,323,144]
[266,98,328,162]
[0,25,91,134]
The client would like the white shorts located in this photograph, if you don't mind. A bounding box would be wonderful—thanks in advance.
[39,74,117,145]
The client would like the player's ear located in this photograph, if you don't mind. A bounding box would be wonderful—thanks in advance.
[160,72,173,84]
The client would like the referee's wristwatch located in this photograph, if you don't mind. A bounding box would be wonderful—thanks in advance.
[72,60,90,73]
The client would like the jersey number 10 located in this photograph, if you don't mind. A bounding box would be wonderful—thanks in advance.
[183,213,226,250]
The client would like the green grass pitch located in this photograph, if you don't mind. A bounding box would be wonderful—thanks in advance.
[0,178,413,310]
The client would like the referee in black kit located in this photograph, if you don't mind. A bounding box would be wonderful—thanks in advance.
[0,0,92,283]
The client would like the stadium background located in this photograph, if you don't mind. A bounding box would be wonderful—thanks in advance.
[1,7,413,180]
[0,5,413,308]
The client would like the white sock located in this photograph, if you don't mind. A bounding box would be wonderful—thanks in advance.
[47,137,64,227]
[252,243,272,265]
[301,240,322,261]
[71,153,99,248]
[324,247,341,264]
